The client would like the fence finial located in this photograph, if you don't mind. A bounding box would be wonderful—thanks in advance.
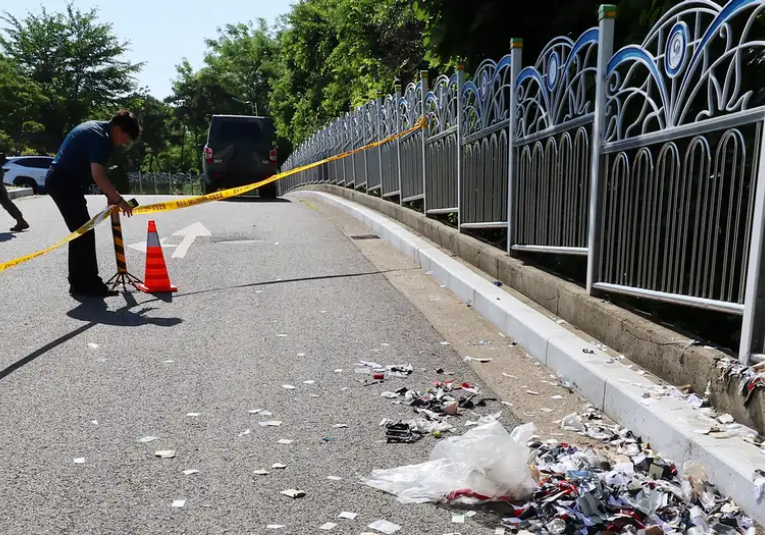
[510,38,523,49]
[598,4,617,19]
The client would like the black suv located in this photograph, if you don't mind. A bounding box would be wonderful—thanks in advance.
[201,115,278,198]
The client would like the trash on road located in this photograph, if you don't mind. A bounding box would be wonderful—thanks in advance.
[717,357,765,405]
[183,469,199,475]
[327,475,342,481]
[319,522,338,530]
[277,439,294,444]
[282,384,296,390]
[464,356,492,363]
[73,457,85,464]
[171,499,186,508]
[239,429,251,436]
[186,412,200,417]
[339,511,358,520]
[155,450,176,459]
[385,422,424,443]
[88,342,99,349]
[266,525,285,529]
[333,424,348,428]
[254,469,270,475]
[271,463,287,469]
[259,421,283,427]
[303,380,316,385]
[334,369,343,373]
[138,436,159,443]
[91,420,98,425]
[452,514,465,523]
[280,489,306,499]
[381,391,399,399]
[367,519,402,534]
[363,421,537,504]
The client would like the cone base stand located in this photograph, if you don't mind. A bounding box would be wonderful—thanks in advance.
[137,283,178,294]
[106,271,143,291]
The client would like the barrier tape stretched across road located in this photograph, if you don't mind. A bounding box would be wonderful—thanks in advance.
[0,117,426,273]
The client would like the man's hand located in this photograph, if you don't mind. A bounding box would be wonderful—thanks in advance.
[107,195,133,217]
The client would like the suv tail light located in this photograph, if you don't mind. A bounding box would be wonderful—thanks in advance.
[269,149,277,163]
[203,145,214,164]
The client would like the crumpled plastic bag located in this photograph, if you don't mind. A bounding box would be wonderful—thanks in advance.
[361,421,537,504]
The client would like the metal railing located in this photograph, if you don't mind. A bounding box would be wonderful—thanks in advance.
[280,0,765,365]
[127,172,202,196]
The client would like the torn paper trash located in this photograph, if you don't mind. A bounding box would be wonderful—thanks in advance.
[339,511,358,520]
[362,421,537,504]
[155,450,176,459]
[280,489,306,499]
[367,519,402,534]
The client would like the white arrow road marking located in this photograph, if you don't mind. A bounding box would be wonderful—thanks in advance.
[171,222,211,259]
[127,236,176,254]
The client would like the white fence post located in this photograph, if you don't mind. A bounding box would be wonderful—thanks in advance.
[456,65,465,230]
[506,38,523,255]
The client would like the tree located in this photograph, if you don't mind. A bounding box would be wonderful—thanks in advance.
[0,4,142,152]
[0,55,47,152]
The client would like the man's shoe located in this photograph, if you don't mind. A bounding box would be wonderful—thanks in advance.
[69,283,119,298]
[10,220,29,232]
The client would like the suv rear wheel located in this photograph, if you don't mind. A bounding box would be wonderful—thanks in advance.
[15,177,38,194]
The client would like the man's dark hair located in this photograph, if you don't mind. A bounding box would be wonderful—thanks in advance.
[110,110,141,140]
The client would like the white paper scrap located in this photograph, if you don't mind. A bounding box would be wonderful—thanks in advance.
[88,342,99,349]
[327,476,342,481]
[183,469,199,475]
[239,429,251,436]
[138,436,159,443]
[280,489,305,499]
[155,450,176,459]
[452,514,465,524]
[333,424,348,428]
[320,523,337,530]
[260,421,283,427]
[74,457,85,464]
[526,390,540,395]
[171,500,186,508]
[495,529,506,535]
[91,420,98,425]
[339,511,358,520]
[303,380,316,385]
[254,469,270,475]
[266,525,285,529]
[368,519,402,534]
[272,463,287,469]
[186,413,200,417]
[551,395,563,400]
[282,384,296,390]
[277,439,294,445]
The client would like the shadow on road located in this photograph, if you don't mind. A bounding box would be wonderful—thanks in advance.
[0,232,17,243]
[0,295,182,383]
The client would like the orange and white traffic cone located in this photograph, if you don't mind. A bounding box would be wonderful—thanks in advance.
[137,220,178,294]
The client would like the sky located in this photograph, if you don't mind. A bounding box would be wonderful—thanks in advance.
[0,0,296,99]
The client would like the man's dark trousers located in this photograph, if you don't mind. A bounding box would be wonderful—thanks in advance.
[0,182,24,222]
[45,169,102,287]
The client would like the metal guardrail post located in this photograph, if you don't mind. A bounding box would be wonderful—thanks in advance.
[506,39,523,255]
[586,5,617,293]
[456,66,465,230]
[420,70,430,213]
[395,82,403,204]
[377,91,384,194]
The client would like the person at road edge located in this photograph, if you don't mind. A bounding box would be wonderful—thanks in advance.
[46,111,140,298]
[0,152,30,232]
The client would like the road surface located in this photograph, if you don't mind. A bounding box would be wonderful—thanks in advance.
[0,194,590,534]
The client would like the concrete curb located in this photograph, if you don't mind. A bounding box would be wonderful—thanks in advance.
[293,190,765,525]
[7,187,33,200]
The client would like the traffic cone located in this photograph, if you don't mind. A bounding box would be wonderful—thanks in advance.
[137,220,178,294]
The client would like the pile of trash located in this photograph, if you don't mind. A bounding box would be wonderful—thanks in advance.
[377,378,499,441]
[363,410,758,535]
[717,358,765,406]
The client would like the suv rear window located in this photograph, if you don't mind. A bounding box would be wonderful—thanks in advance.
[213,119,273,146]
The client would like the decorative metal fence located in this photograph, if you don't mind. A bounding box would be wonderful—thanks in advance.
[127,172,202,195]
[280,0,765,365]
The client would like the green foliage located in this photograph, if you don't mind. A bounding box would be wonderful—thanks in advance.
[0,54,47,152]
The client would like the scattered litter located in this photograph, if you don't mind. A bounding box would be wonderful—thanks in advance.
[452,514,465,524]
[386,422,424,443]
[754,471,765,502]
[73,457,85,464]
[138,436,159,443]
[259,421,283,427]
[334,369,343,373]
[155,450,176,459]
[718,358,765,405]
[551,395,563,400]
[333,424,348,429]
[495,529,505,535]
[319,523,337,530]
[464,356,492,363]
[297,353,306,357]
[440,341,450,346]
[282,384,296,390]
[303,380,316,385]
[381,392,399,399]
[267,525,285,529]
[171,500,186,508]
[271,463,287,469]
[502,401,514,407]
[254,469,270,475]
[339,511,358,520]
[471,340,493,346]
[466,412,502,427]
[280,489,306,499]
[502,373,518,379]
[88,342,98,349]
[540,408,553,413]
[363,422,536,504]
[277,334,287,337]
[91,420,98,425]
[186,413,200,417]
[277,439,294,444]
[493,281,503,287]
[323,437,335,442]
[327,475,342,481]
[367,519,402,534]
[162,360,174,364]
[239,429,251,437]
[355,367,371,375]
[526,390,540,395]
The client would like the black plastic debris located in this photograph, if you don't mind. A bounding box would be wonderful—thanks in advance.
[385,422,424,444]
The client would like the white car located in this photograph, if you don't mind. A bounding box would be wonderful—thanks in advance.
[1,156,54,194]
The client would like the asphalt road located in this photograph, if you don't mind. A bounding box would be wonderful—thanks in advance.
[0,194,527,535]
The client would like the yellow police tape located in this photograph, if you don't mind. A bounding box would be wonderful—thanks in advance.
[0,117,427,273]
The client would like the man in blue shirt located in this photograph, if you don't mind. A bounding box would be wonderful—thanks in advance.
[46,111,141,298]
